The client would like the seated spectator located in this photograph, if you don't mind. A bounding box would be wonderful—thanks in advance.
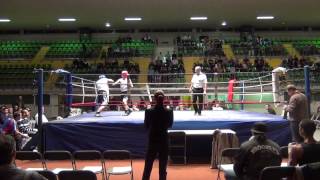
[1,106,10,118]
[0,113,16,136]
[13,112,30,150]
[288,120,320,166]
[225,122,281,180]
[265,104,276,115]
[0,135,46,180]
[132,102,140,111]
[17,110,37,135]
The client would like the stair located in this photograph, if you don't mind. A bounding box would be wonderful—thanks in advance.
[283,44,301,58]
[32,46,49,64]
[222,44,235,59]
[136,58,150,85]
[183,57,203,83]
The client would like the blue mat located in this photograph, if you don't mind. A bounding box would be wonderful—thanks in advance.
[43,110,290,157]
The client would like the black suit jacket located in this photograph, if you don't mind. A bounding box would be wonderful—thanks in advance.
[144,105,173,143]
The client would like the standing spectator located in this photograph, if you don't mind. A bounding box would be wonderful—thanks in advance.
[225,122,282,180]
[288,120,320,166]
[284,84,309,142]
[142,90,173,180]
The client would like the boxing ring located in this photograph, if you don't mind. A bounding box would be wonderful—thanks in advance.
[43,110,289,157]
[34,66,312,157]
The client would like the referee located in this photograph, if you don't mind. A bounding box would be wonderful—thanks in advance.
[189,66,207,115]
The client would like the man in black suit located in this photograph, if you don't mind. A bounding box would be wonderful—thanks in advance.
[142,90,174,180]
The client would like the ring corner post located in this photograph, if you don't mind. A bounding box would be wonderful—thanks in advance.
[304,65,311,117]
[36,68,44,153]
[240,81,245,110]
[65,72,73,113]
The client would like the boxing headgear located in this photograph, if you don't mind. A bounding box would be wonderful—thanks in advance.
[121,71,129,78]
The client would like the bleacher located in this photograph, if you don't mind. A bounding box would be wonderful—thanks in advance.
[0,64,52,89]
[228,39,287,57]
[109,39,155,57]
[46,40,105,59]
[291,39,320,55]
[0,40,42,59]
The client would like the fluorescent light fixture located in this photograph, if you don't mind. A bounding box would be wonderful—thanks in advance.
[221,21,227,26]
[58,18,76,22]
[190,16,207,20]
[0,19,11,22]
[105,22,111,27]
[124,17,142,21]
[256,16,274,20]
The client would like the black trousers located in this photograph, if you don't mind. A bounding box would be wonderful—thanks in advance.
[192,88,204,113]
[290,121,304,143]
[142,141,169,180]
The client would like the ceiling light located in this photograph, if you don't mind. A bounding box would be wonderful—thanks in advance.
[0,19,11,22]
[256,16,274,20]
[58,18,76,22]
[221,21,227,26]
[124,17,142,21]
[190,17,207,21]
[105,23,111,27]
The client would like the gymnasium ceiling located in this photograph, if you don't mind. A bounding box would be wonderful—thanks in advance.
[0,0,319,30]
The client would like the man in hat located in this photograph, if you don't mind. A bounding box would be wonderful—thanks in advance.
[224,122,281,180]
[113,70,134,115]
[95,75,114,117]
[189,66,207,115]
[284,84,309,142]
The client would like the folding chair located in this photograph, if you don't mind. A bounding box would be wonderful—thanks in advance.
[168,131,187,164]
[259,166,295,180]
[15,151,46,171]
[58,170,97,180]
[103,150,133,180]
[36,170,57,180]
[43,151,75,175]
[217,148,240,180]
[73,150,105,180]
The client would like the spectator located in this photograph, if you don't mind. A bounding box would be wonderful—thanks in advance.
[284,84,309,142]
[265,104,276,115]
[288,120,320,166]
[142,90,173,180]
[225,122,282,180]
[0,113,15,136]
[0,135,46,180]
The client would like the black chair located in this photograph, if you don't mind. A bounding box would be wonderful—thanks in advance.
[36,170,57,180]
[73,150,105,180]
[217,148,240,180]
[299,162,320,180]
[103,150,133,180]
[168,131,187,164]
[15,151,46,171]
[280,146,288,158]
[43,151,75,174]
[259,166,295,180]
[58,170,97,180]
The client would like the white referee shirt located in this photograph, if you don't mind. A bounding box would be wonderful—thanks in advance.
[191,73,207,89]
[114,78,133,92]
[96,78,113,92]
